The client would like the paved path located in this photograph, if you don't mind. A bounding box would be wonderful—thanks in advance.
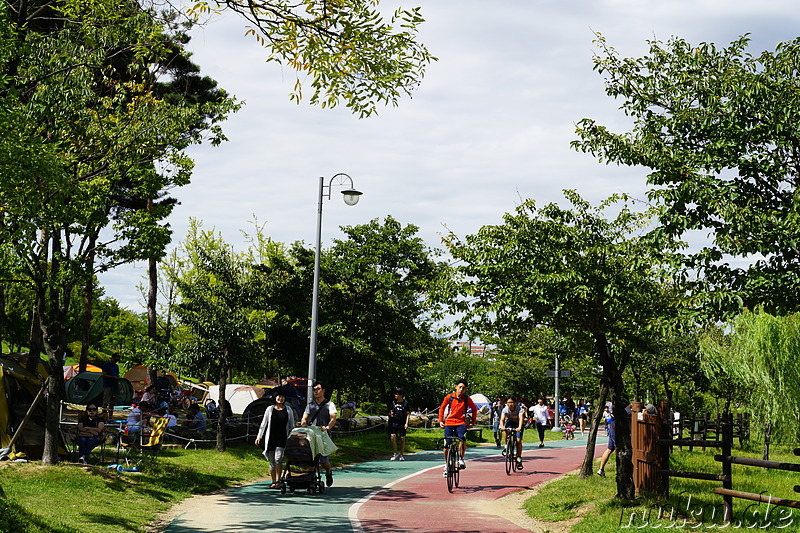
[165,435,606,533]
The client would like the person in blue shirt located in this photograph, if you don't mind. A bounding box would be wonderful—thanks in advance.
[101,354,120,421]
[597,409,615,477]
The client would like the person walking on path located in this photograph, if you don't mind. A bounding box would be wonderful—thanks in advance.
[388,388,410,461]
[597,409,615,476]
[491,395,506,447]
[529,397,549,448]
[256,391,296,489]
[438,379,478,477]
[300,380,337,487]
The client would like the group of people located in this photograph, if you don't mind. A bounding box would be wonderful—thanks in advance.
[250,379,619,491]
[255,381,337,489]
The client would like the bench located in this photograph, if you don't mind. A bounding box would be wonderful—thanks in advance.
[466,427,483,439]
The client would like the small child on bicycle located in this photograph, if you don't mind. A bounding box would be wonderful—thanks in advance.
[499,395,526,469]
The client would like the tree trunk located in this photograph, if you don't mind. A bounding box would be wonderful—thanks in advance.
[596,335,635,500]
[216,354,229,452]
[0,284,6,354]
[579,380,609,478]
[79,275,93,373]
[661,373,673,408]
[762,422,772,461]
[27,297,43,372]
[40,232,72,465]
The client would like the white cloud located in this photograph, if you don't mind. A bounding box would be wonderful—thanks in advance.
[99,0,800,310]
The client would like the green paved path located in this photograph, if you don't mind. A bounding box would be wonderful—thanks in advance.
[165,435,605,533]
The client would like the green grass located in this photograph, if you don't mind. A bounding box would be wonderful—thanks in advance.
[524,443,800,532]
[0,426,481,533]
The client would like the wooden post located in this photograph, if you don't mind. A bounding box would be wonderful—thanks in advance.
[657,401,670,499]
[721,422,733,522]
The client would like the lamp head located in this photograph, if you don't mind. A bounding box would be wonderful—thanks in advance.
[341,188,362,206]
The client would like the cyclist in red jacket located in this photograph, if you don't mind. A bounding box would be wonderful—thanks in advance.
[439,379,478,476]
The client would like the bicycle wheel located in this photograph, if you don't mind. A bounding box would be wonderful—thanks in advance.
[447,448,455,492]
[453,444,461,488]
[505,440,514,475]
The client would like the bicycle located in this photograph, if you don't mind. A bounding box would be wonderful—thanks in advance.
[437,436,465,493]
[502,428,522,475]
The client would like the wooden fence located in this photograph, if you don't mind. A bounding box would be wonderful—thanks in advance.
[674,412,750,450]
[654,420,800,522]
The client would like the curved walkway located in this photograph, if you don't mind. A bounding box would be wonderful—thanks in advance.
[164,435,606,533]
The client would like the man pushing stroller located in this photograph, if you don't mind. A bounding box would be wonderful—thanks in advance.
[300,380,337,487]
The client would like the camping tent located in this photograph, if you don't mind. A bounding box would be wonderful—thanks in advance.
[205,384,264,415]
[0,354,48,458]
[63,363,102,380]
[122,365,179,392]
[64,372,134,406]
[470,393,491,411]
[241,384,306,420]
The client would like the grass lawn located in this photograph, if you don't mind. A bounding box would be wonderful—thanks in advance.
[524,443,800,532]
[0,426,474,533]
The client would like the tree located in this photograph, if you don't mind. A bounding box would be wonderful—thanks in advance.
[315,216,448,401]
[442,190,681,499]
[197,0,435,118]
[171,221,258,451]
[573,34,800,315]
[699,309,800,459]
[0,0,237,464]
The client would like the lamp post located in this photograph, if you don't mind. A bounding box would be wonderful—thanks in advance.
[307,173,362,404]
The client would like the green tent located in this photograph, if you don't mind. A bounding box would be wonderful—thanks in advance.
[64,371,134,407]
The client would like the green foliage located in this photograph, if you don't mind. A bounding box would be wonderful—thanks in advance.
[699,309,800,442]
[204,0,436,117]
[574,33,800,315]
[441,190,681,344]
[171,221,258,381]
[316,216,449,399]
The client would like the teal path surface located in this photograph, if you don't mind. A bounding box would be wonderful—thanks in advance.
[165,434,606,533]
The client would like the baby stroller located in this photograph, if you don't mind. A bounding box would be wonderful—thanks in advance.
[561,415,575,440]
[281,428,325,494]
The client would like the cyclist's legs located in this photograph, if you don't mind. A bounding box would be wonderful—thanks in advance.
[450,424,467,459]
[443,425,461,462]
[515,429,524,457]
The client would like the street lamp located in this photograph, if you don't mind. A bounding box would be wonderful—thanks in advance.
[307,173,363,404]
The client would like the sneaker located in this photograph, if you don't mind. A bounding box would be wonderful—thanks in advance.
[597,469,605,477]
[501,449,507,456]
[443,466,448,477]
[79,456,87,464]
[326,471,333,487]
[398,455,405,461]
[390,453,398,461]
[457,459,466,469]
[539,443,544,448]
[516,458,524,470]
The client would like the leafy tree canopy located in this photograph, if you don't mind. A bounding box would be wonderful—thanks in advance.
[573,34,800,315]
[190,0,435,117]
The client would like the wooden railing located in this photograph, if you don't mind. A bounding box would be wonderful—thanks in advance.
[657,422,799,522]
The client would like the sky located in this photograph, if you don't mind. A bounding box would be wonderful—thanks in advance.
[99,0,800,312]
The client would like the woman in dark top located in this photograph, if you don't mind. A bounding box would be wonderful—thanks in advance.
[76,404,105,464]
[255,392,295,488]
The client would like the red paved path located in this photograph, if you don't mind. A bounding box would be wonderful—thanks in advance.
[356,444,602,533]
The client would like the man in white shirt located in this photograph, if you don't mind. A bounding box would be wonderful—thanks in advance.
[529,397,550,448]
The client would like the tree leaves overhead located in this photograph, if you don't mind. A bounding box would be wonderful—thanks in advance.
[573,33,800,314]
[194,0,435,117]
[442,190,681,343]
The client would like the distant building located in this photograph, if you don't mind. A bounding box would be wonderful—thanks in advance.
[451,341,496,357]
